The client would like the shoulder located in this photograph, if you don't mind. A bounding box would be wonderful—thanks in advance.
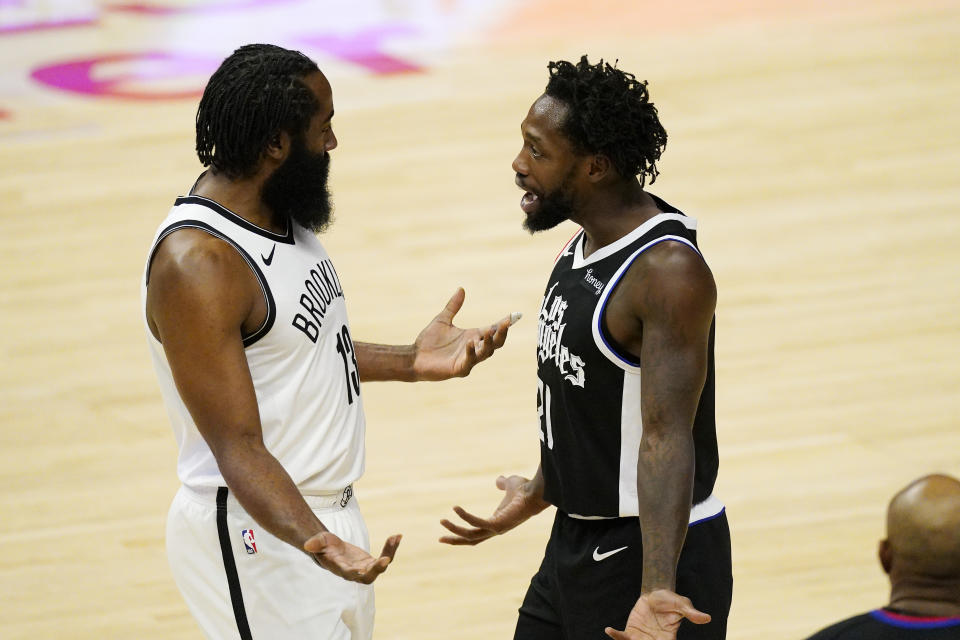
[637,239,714,290]
[147,228,258,321]
[150,228,250,288]
[622,238,716,319]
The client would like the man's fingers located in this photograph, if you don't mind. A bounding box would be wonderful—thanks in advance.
[439,287,466,322]
[681,607,711,624]
[667,593,710,625]
[475,327,497,360]
[460,339,478,373]
[486,322,508,351]
[604,627,630,640]
[452,505,500,530]
[439,518,479,537]
[438,534,487,546]
[439,517,490,539]
[484,314,515,351]
[356,557,391,584]
[379,534,402,561]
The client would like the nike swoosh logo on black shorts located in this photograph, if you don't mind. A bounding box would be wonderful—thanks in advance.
[592,545,628,561]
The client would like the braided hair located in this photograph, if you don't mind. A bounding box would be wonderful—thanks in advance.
[545,56,667,186]
[196,44,320,179]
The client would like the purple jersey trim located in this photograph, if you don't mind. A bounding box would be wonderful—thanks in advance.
[870,608,960,629]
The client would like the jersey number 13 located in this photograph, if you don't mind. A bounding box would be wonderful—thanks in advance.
[335,325,361,405]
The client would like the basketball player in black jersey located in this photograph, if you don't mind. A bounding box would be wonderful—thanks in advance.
[803,474,960,640]
[441,56,732,639]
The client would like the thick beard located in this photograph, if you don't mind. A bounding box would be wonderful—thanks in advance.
[261,136,334,233]
[523,183,575,234]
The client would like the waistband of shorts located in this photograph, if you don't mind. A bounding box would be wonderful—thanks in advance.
[180,484,355,512]
[567,494,725,525]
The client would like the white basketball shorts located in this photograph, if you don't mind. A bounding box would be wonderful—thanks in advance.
[166,484,373,640]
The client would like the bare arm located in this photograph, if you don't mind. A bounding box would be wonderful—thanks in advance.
[633,246,714,593]
[147,231,397,582]
[604,241,716,638]
[355,287,519,382]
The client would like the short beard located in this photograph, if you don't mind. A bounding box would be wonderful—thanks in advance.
[261,135,334,233]
[523,177,576,234]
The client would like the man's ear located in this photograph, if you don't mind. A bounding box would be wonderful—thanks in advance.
[586,154,612,183]
[879,539,893,575]
[264,130,290,163]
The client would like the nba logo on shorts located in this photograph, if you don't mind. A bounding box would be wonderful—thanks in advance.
[241,529,258,554]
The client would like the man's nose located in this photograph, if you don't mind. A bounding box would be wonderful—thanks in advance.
[512,154,527,176]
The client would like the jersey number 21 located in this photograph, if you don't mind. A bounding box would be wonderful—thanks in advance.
[537,376,554,449]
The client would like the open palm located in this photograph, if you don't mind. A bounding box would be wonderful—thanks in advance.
[605,590,710,640]
[439,475,549,545]
[412,288,516,380]
[303,531,401,585]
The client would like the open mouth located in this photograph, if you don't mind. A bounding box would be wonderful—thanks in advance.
[520,191,540,214]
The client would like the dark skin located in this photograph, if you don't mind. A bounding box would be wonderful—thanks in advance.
[441,94,716,639]
[878,474,960,618]
[147,70,516,585]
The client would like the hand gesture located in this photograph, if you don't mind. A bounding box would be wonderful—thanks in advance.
[439,475,549,545]
[303,531,402,585]
[605,590,710,640]
[412,288,519,381]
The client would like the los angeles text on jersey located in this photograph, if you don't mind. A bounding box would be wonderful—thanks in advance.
[538,282,586,387]
[292,258,345,342]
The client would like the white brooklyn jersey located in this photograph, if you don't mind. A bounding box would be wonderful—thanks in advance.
[141,195,366,493]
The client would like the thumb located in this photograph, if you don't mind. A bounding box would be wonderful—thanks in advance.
[495,475,508,490]
[681,605,711,625]
[439,287,466,322]
[303,531,329,554]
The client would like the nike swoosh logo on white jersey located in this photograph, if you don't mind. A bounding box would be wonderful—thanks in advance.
[261,244,276,266]
[592,545,628,561]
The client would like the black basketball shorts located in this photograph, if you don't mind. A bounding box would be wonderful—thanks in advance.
[514,509,732,640]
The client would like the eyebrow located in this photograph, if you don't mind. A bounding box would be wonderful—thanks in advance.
[323,107,334,123]
[523,129,543,144]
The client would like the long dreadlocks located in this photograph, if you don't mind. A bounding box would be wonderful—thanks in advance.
[196,44,320,179]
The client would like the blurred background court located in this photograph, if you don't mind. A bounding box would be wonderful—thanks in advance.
[1,0,959,637]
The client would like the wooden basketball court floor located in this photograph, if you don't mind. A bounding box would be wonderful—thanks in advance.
[1,0,958,637]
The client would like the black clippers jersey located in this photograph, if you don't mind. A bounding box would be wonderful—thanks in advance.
[536,196,719,518]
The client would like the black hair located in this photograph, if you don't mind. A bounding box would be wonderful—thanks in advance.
[196,44,320,179]
[545,55,667,185]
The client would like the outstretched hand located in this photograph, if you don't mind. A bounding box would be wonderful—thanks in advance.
[605,590,711,640]
[412,288,519,381]
[304,531,402,585]
[439,475,549,545]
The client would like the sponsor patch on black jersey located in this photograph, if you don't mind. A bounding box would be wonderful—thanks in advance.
[579,268,606,296]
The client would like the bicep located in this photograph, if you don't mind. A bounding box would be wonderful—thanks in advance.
[639,318,710,432]
[636,248,716,434]
[147,236,263,454]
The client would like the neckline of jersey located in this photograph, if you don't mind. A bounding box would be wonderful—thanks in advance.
[872,608,960,628]
[174,195,296,245]
[571,212,697,269]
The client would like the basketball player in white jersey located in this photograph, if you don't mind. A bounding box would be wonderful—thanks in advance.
[142,44,517,639]
[440,56,732,639]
